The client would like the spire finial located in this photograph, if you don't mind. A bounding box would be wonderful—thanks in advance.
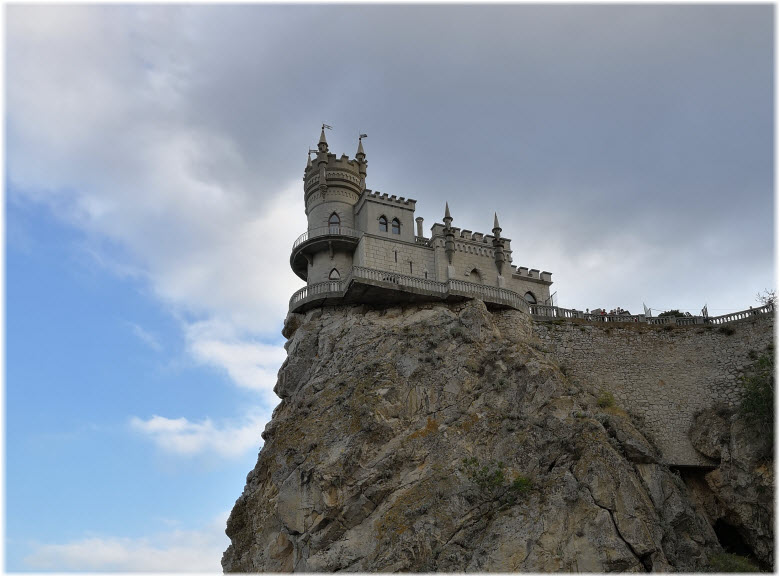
[306,151,313,169]
[445,202,451,220]
[356,133,367,158]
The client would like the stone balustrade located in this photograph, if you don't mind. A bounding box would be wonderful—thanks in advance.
[530,302,774,327]
[292,226,362,251]
[289,265,532,313]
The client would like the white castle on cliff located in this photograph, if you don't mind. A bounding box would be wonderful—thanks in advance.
[289,127,553,313]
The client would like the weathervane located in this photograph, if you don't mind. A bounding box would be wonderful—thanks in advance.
[322,123,332,131]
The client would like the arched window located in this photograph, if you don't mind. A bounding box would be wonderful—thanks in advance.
[391,218,401,235]
[469,268,482,284]
[329,268,340,281]
[524,291,537,305]
[379,216,388,232]
[328,213,340,233]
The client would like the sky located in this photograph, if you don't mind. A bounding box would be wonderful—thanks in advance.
[4,4,774,572]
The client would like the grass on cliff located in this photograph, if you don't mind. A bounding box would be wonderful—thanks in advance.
[740,349,774,432]
[461,458,531,508]
[707,552,761,572]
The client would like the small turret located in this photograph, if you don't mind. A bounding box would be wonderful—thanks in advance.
[356,134,367,191]
[318,125,329,153]
[492,212,505,275]
[444,202,455,265]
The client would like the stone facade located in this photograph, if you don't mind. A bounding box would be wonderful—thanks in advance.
[289,129,552,312]
[533,314,774,466]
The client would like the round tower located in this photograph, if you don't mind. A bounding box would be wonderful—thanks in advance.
[291,128,366,284]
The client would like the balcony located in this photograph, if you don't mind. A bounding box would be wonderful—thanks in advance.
[289,226,362,281]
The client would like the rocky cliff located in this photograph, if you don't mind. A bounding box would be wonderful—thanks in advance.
[222,300,768,572]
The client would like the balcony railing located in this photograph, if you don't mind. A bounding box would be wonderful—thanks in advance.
[530,302,774,327]
[290,265,534,313]
[291,226,362,251]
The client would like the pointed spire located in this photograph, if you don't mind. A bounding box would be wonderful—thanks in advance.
[445,202,451,220]
[493,212,500,230]
[356,138,365,157]
[318,124,330,153]
[306,153,312,169]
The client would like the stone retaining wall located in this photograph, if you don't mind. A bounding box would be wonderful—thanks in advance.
[533,314,774,466]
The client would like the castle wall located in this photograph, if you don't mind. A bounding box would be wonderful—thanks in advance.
[532,314,774,466]
[507,277,552,305]
[355,234,435,278]
[306,192,358,230]
[354,194,416,244]
[309,250,354,284]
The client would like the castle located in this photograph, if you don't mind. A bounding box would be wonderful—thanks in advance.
[289,128,553,313]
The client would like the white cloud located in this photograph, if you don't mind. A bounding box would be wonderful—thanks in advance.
[128,322,163,351]
[7,5,308,338]
[130,411,268,458]
[24,512,229,572]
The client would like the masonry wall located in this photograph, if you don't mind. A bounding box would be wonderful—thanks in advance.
[309,250,354,285]
[532,314,774,466]
[355,235,435,278]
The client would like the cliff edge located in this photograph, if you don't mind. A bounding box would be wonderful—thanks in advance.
[222,300,754,572]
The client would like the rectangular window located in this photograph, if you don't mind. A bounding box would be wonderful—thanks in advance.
[394,250,397,263]
[409,262,413,274]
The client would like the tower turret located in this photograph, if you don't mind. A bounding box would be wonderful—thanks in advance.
[492,212,506,276]
[444,202,455,265]
[356,134,367,191]
[291,126,365,284]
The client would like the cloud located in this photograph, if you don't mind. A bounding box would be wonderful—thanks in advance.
[7,5,308,338]
[24,512,229,572]
[130,411,267,458]
[128,322,163,351]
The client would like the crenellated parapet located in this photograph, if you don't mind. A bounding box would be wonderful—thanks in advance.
[360,189,417,208]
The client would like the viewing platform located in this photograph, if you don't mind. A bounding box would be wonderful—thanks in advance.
[289,265,530,314]
[529,302,774,326]
[289,226,363,281]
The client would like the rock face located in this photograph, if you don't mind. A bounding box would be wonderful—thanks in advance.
[223,301,729,572]
[688,405,774,569]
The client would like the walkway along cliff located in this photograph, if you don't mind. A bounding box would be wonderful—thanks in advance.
[222,132,774,572]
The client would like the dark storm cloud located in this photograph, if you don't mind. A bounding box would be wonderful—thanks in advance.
[10,4,773,313]
[171,4,771,311]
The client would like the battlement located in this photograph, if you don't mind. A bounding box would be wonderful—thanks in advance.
[362,189,417,209]
[430,223,510,245]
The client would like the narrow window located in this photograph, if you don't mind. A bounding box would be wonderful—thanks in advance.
[409,262,413,274]
[329,268,340,280]
[394,250,398,263]
[328,213,340,234]
[424,271,428,279]
[379,216,388,232]
[391,218,401,235]
[524,291,537,304]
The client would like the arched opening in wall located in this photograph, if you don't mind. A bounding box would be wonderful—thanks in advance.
[391,218,401,235]
[329,268,340,281]
[524,291,537,305]
[328,213,340,234]
[468,268,482,284]
[379,216,388,232]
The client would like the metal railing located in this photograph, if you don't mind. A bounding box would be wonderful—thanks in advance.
[292,226,362,251]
